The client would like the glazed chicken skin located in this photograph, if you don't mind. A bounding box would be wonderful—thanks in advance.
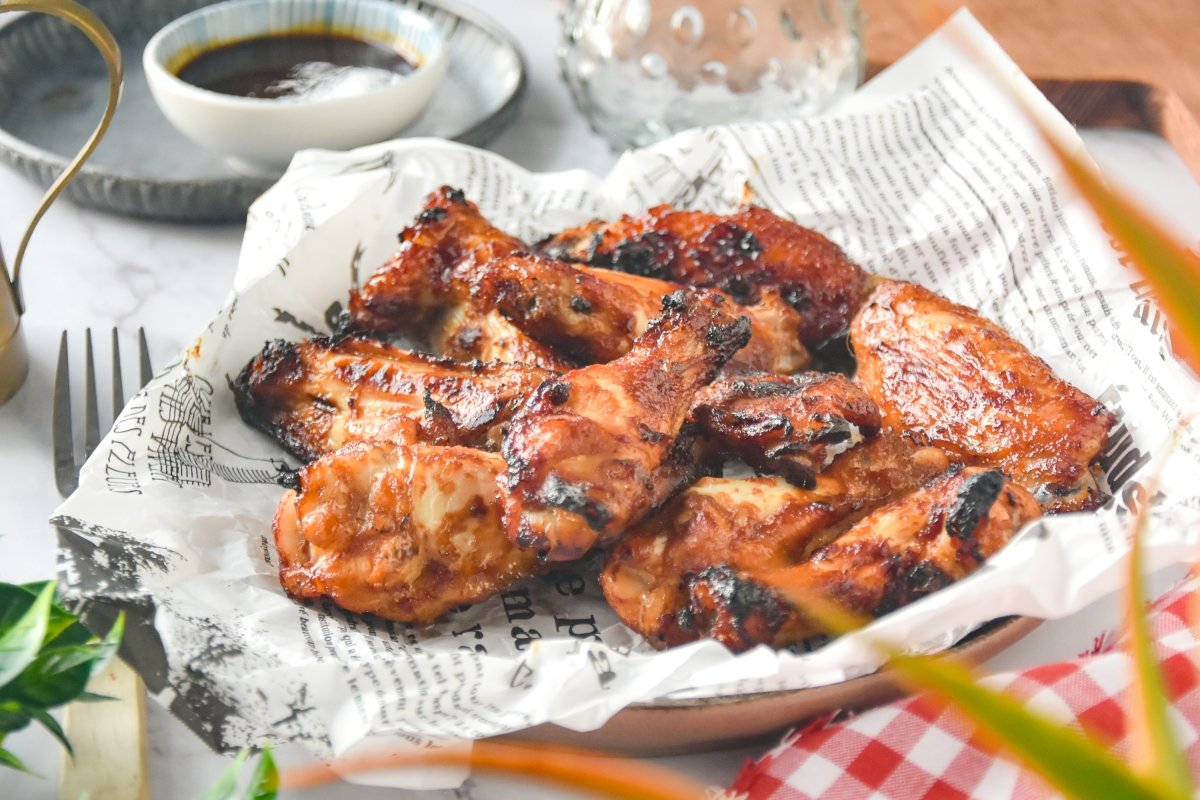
[690,372,882,488]
[472,253,809,374]
[502,291,751,561]
[684,468,1042,652]
[430,303,576,372]
[601,434,951,649]
[348,185,525,336]
[233,335,552,461]
[538,204,868,344]
[852,280,1117,512]
[274,441,542,624]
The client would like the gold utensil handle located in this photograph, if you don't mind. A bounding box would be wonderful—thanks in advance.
[0,0,123,314]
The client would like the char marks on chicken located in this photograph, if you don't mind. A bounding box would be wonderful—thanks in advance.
[471,253,810,373]
[690,372,882,488]
[600,433,951,649]
[233,335,552,460]
[501,290,751,562]
[680,467,1042,652]
[539,204,868,344]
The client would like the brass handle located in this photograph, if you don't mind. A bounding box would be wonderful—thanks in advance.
[0,0,123,314]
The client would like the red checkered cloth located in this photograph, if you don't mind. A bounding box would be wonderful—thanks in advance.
[725,577,1200,799]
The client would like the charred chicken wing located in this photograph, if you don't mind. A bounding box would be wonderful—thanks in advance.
[502,291,751,561]
[472,253,809,373]
[538,204,868,344]
[600,434,951,649]
[683,467,1042,651]
[274,441,541,623]
[852,280,1117,512]
[233,335,552,460]
[429,303,576,372]
[348,185,525,336]
[690,372,882,487]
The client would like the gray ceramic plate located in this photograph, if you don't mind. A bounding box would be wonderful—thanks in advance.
[0,0,525,222]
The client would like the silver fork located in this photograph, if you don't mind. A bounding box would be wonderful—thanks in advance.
[53,328,151,496]
[53,328,150,800]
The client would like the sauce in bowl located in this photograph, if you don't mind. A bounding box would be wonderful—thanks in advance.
[176,34,416,101]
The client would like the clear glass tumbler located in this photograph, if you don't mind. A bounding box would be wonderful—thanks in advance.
[559,0,865,151]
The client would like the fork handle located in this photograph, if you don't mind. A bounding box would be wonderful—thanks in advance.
[58,658,149,800]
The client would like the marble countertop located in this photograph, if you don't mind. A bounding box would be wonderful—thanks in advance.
[2,1,1199,798]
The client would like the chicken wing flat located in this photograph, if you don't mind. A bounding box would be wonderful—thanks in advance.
[502,291,751,561]
[538,204,868,344]
[348,185,524,336]
[684,468,1042,651]
[233,335,552,461]
[691,372,882,487]
[429,302,576,372]
[275,441,541,623]
[852,280,1117,512]
[600,434,951,649]
[472,253,809,373]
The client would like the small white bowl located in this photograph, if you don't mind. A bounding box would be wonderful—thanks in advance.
[144,0,447,175]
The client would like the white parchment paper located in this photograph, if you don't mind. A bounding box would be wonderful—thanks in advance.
[54,11,1200,787]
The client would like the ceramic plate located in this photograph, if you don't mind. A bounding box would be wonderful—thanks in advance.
[510,616,1040,756]
[0,0,525,222]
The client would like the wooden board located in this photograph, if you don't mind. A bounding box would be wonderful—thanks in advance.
[862,0,1200,179]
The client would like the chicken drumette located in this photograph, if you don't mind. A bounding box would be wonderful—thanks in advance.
[472,253,809,374]
[274,441,542,623]
[502,291,750,561]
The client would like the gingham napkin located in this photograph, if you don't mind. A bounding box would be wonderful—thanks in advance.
[724,576,1200,799]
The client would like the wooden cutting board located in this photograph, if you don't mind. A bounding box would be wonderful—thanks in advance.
[862,0,1200,179]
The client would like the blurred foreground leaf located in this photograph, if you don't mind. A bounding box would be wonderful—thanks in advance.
[0,582,123,773]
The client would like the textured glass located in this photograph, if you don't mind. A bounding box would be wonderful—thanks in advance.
[559,0,865,150]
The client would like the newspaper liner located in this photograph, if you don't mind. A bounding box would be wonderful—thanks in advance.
[52,10,1200,787]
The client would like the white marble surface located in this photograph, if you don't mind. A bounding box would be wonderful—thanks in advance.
[2,1,1199,797]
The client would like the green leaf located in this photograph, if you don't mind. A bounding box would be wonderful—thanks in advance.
[74,690,117,703]
[0,745,36,775]
[886,651,1184,800]
[0,644,96,708]
[88,613,124,678]
[198,747,250,800]
[0,701,31,733]
[1120,444,1193,794]
[0,583,54,688]
[0,615,124,709]
[248,746,279,800]
[29,707,72,758]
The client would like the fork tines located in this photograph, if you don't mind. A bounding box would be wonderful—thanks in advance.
[53,328,152,497]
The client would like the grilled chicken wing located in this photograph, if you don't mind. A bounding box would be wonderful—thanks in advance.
[538,204,868,344]
[502,291,751,561]
[233,335,552,460]
[691,372,882,487]
[429,303,577,372]
[600,434,951,649]
[472,253,809,373]
[274,441,541,623]
[348,186,524,336]
[852,280,1117,512]
[684,468,1042,651]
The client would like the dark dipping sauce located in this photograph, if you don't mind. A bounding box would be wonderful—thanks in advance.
[176,34,415,100]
